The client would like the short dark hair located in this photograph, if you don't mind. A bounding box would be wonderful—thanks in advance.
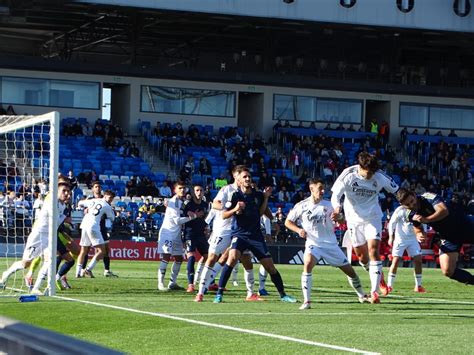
[308,178,324,186]
[358,152,379,173]
[104,190,115,198]
[232,164,247,175]
[174,180,186,188]
[396,188,415,203]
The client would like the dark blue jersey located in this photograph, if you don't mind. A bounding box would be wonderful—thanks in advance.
[182,199,208,239]
[408,192,473,243]
[229,189,264,240]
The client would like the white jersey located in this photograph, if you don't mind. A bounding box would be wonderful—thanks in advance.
[159,195,192,237]
[331,165,399,223]
[212,183,238,232]
[286,198,337,247]
[387,205,417,241]
[32,193,67,234]
[79,198,115,230]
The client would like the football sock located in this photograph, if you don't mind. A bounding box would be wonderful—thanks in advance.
[198,265,214,295]
[58,259,75,277]
[194,262,204,285]
[359,261,370,272]
[387,272,396,288]
[347,275,366,298]
[450,268,474,285]
[75,264,83,277]
[232,262,239,283]
[369,261,383,293]
[259,264,268,290]
[170,262,182,284]
[82,254,88,270]
[187,256,196,285]
[103,256,110,271]
[2,261,24,281]
[158,260,168,286]
[217,264,233,295]
[270,270,286,297]
[212,262,223,281]
[33,262,49,291]
[243,268,254,297]
[56,255,62,271]
[301,272,312,303]
[414,273,422,287]
[86,255,98,271]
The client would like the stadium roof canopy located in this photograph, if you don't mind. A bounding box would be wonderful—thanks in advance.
[0,0,473,91]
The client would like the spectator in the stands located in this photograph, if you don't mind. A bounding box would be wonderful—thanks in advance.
[126,176,137,197]
[279,154,288,169]
[159,181,172,198]
[139,199,156,214]
[434,130,443,136]
[68,170,78,190]
[347,124,355,132]
[448,129,458,137]
[290,149,301,175]
[277,186,291,203]
[291,190,306,204]
[6,105,16,115]
[379,120,389,147]
[214,172,228,189]
[414,182,426,195]
[370,118,378,134]
[268,154,278,170]
[411,128,418,135]
[423,128,430,136]
[336,123,345,131]
[309,121,316,129]
[324,123,332,130]
[130,143,140,157]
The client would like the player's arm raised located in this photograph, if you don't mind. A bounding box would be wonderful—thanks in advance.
[259,187,272,216]
[170,204,196,225]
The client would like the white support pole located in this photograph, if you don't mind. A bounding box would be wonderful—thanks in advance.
[47,112,60,296]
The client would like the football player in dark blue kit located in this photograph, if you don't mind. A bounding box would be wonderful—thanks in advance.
[214,168,297,303]
[183,184,208,292]
[397,188,474,285]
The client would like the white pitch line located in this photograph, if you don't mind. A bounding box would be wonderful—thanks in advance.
[53,295,379,355]
[168,312,474,317]
[315,287,474,305]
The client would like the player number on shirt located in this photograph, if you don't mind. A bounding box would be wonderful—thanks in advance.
[91,203,103,216]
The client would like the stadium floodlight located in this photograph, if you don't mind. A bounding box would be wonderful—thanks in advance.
[0,112,59,297]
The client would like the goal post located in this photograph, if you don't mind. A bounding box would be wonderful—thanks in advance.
[0,112,59,296]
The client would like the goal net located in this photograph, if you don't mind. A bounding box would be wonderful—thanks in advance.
[0,112,59,296]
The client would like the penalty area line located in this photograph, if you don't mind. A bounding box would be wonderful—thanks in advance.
[53,294,379,355]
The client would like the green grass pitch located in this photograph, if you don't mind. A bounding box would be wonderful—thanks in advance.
[0,261,473,354]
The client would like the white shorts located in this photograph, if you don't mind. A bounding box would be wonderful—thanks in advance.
[392,238,421,258]
[347,220,382,248]
[158,230,184,256]
[305,243,349,267]
[23,231,49,262]
[80,228,105,247]
[208,229,232,255]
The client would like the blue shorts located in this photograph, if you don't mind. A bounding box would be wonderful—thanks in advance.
[185,237,209,255]
[231,235,271,260]
[439,239,463,255]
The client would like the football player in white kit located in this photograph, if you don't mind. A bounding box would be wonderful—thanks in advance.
[386,205,425,293]
[195,165,260,302]
[331,152,399,303]
[157,180,198,291]
[285,178,369,310]
[0,181,71,291]
[76,190,116,278]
